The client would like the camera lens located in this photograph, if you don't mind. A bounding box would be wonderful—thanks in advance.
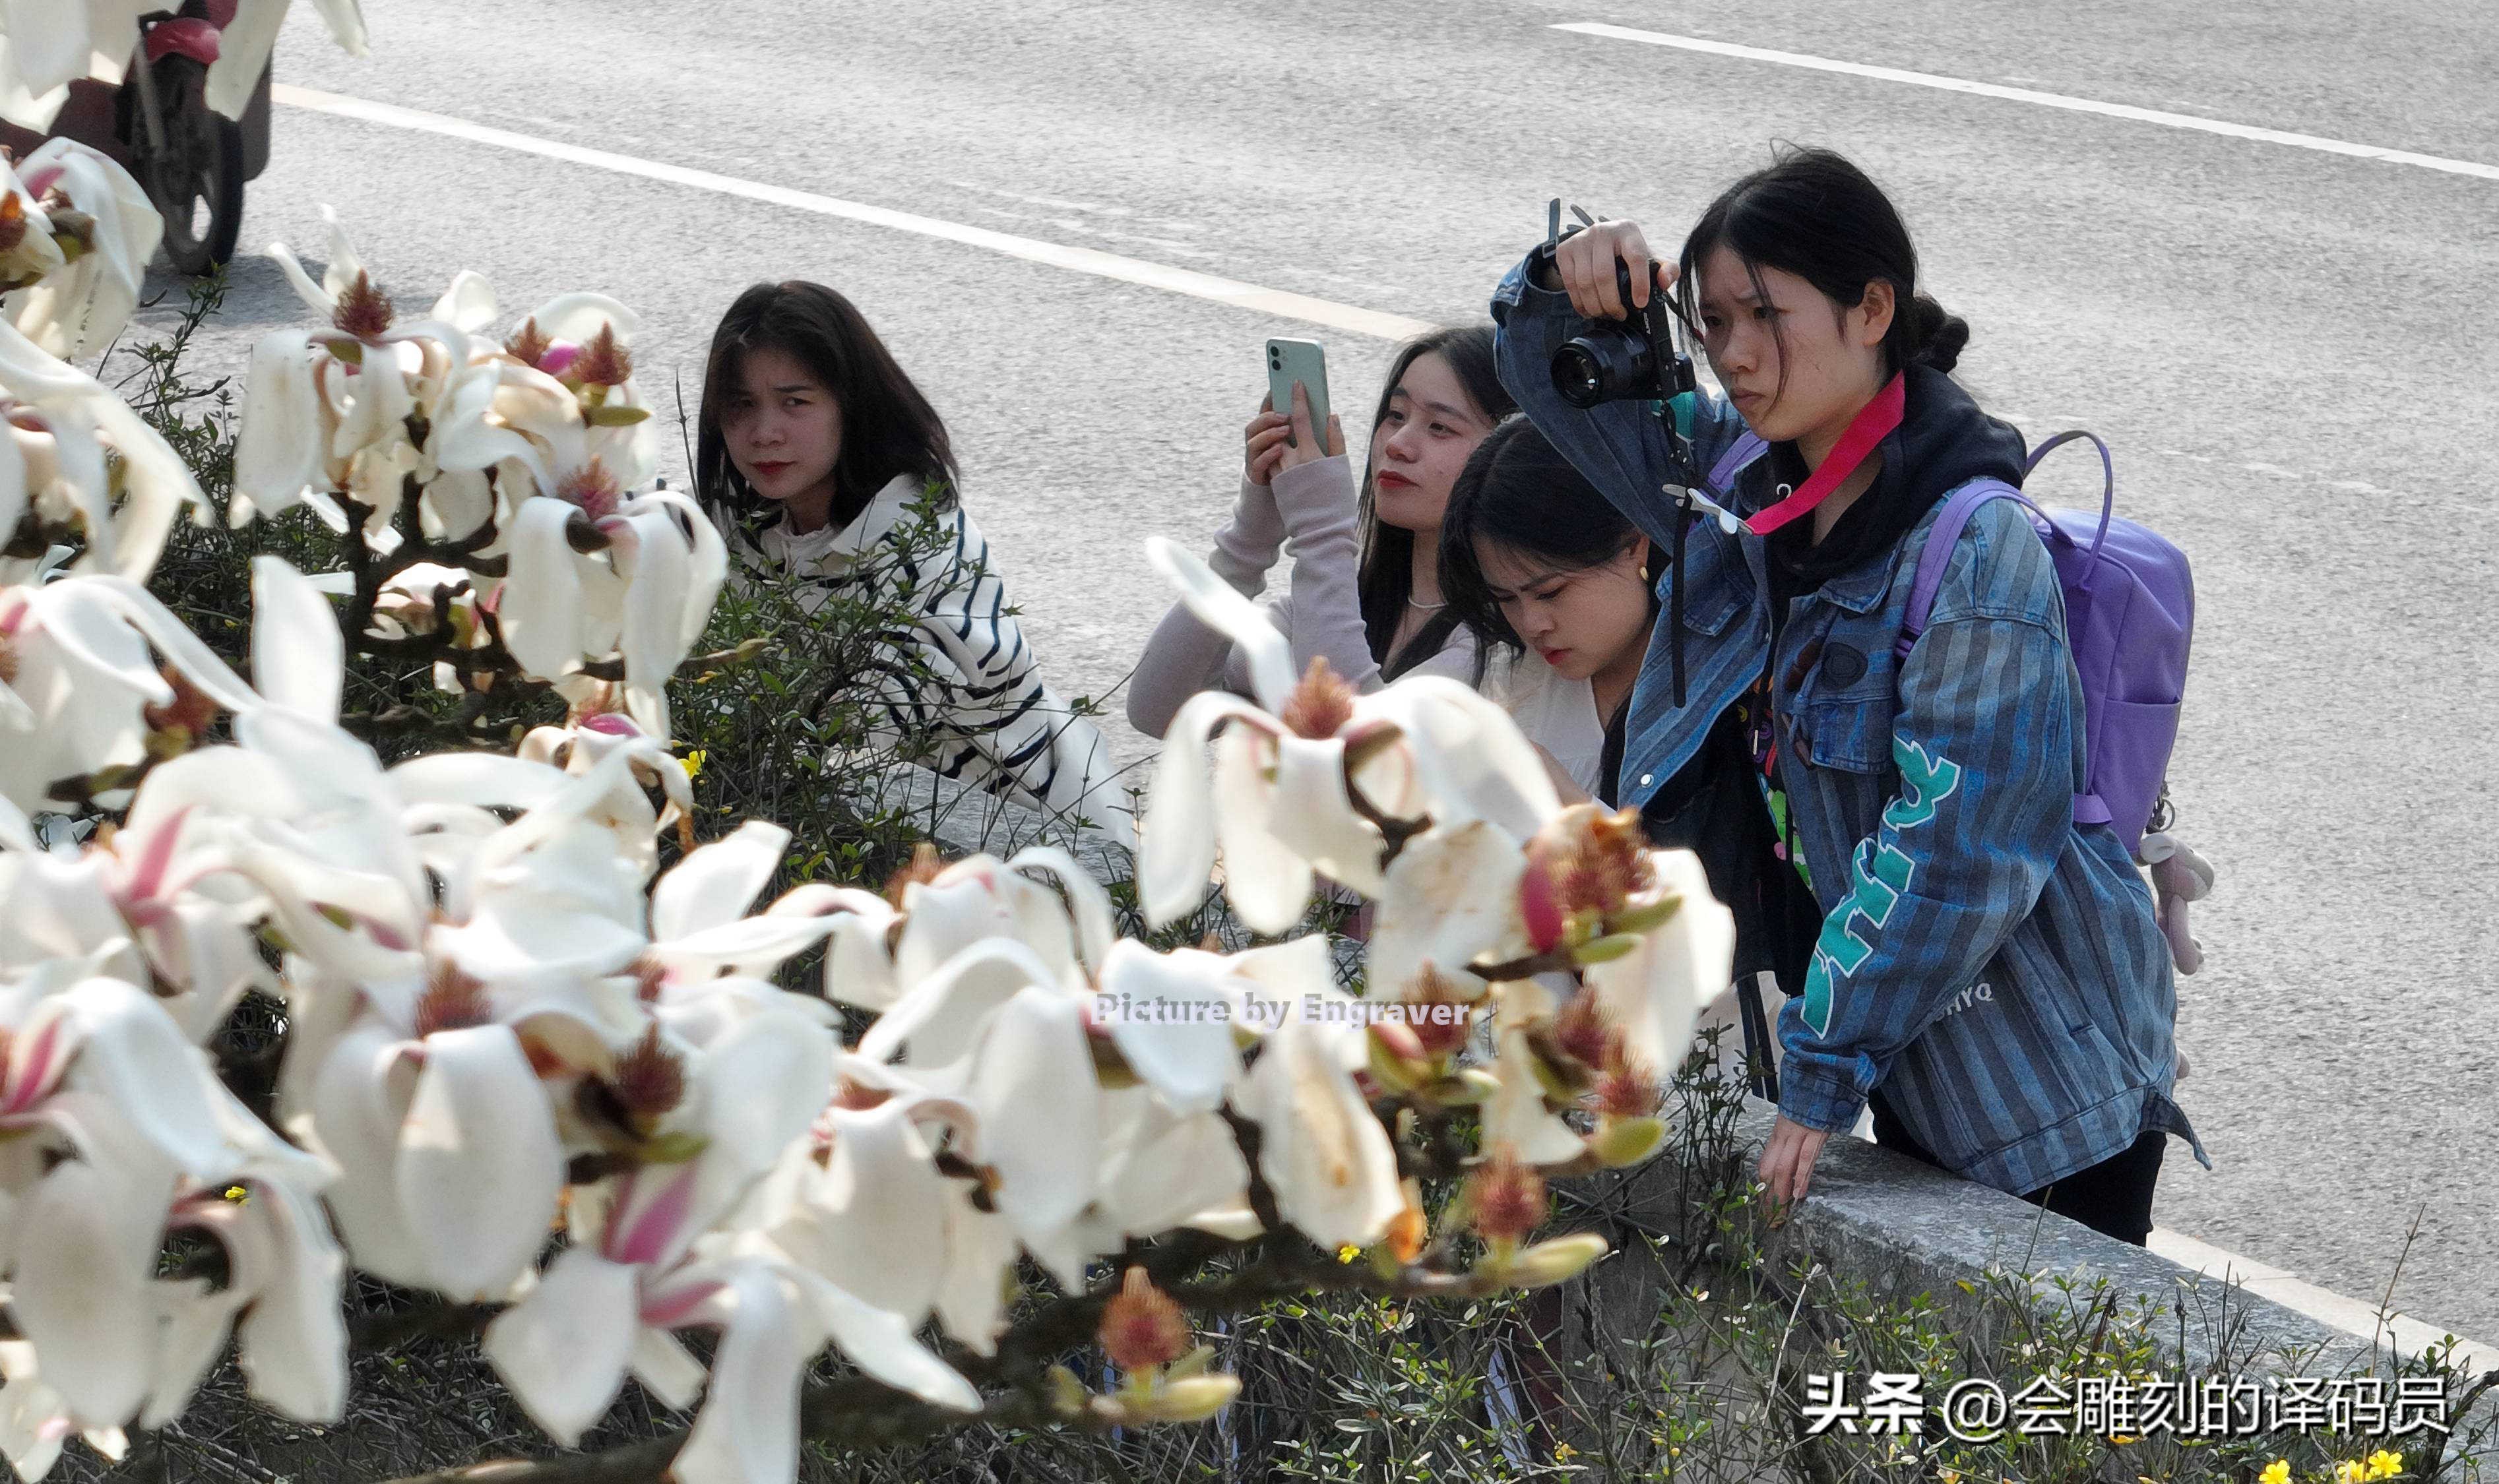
[1550,327,1655,408]
[1552,344,1608,409]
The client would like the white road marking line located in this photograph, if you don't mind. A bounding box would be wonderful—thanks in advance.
[1556,22,2499,183]
[270,84,1439,343]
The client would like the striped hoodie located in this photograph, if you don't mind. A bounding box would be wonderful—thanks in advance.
[736,472,1132,833]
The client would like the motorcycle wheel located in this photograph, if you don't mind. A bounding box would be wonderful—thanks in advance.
[144,56,245,275]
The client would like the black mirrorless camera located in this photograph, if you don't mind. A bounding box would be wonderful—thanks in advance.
[1537,212,1708,705]
[1550,257,1699,410]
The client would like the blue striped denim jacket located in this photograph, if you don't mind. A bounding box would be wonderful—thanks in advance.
[1490,255,2207,1196]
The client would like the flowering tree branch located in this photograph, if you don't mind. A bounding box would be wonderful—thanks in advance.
[0,169,1738,1484]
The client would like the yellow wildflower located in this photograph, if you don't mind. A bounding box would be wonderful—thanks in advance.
[222,1184,249,1203]
[2335,1462,2366,1484]
[1335,1243,1360,1264]
[680,748,706,781]
[2366,1451,2405,1480]
[2260,1462,2291,1484]
[1554,1441,1577,1462]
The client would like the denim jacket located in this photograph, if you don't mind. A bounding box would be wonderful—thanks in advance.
[1490,252,2207,1196]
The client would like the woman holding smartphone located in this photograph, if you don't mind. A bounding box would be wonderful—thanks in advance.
[1126,326,1515,737]
[696,280,1129,829]
[1490,146,2204,1244]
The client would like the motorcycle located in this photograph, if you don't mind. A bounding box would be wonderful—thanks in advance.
[0,1,272,275]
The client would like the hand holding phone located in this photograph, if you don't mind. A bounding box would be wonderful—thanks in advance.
[1244,393,1292,487]
[1275,379,1345,477]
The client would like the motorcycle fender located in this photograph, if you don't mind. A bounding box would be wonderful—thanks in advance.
[144,18,222,66]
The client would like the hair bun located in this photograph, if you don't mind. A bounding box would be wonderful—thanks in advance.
[1907,292,1969,374]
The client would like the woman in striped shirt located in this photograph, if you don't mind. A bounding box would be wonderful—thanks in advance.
[695,280,1130,831]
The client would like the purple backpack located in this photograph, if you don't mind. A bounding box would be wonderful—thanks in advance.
[1708,429,2193,858]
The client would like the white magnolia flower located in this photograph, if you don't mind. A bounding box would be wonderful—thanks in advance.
[284,977,583,1300]
[494,485,725,742]
[1137,537,1558,933]
[751,1072,970,1332]
[231,208,494,543]
[1581,846,1736,1080]
[1239,1014,1403,1252]
[144,1167,349,1428]
[3,141,160,361]
[0,157,65,292]
[488,1237,974,1484]
[0,1339,127,1484]
[0,780,274,1043]
[0,313,204,586]
[0,574,255,815]
[0,974,328,1430]
[484,1004,977,1484]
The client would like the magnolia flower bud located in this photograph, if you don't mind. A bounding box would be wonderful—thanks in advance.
[1500,1232,1610,1289]
[1098,1268,1191,1374]
[1465,1145,1546,1247]
[1383,1177,1428,1265]
[1403,968,1474,1057]
[1279,655,1356,739]
[1137,1375,1241,1424]
[1045,1364,1089,1419]
[1572,932,1641,966]
[1605,894,1684,936]
[1417,1068,1500,1107]
[1364,1027,1424,1096]
[1587,1115,1668,1169]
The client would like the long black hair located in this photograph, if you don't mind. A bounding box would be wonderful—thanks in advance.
[1672,145,1969,410]
[695,281,959,539]
[1438,417,1652,679]
[1354,325,1517,679]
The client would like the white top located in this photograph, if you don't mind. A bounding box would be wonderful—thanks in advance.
[1482,647,1608,800]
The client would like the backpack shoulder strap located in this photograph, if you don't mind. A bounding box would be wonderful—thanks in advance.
[1893,478,2052,659]
[1707,429,1765,495]
[1893,476,2111,830]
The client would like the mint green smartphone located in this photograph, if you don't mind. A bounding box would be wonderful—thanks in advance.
[1265,338,1332,450]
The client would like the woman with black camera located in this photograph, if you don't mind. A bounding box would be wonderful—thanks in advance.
[695,280,1129,829]
[1126,326,1515,739]
[1490,146,2203,1245]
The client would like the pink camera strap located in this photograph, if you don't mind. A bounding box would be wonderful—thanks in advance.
[1741,372,1906,537]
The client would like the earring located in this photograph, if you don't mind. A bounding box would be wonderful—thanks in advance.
[1639,563,1650,581]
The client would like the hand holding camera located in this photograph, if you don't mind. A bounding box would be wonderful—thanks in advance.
[1550,218,1675,322]
[1541,215,1697,410]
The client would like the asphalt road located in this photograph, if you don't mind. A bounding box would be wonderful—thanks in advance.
[133,0,2497,1343]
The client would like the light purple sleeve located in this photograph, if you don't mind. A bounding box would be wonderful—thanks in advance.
[1234,455,1481,694]
[1128,456,1482,736]
[1125,472,1287,737]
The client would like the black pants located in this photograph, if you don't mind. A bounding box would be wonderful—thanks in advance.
[1868,1090,2166,1247]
